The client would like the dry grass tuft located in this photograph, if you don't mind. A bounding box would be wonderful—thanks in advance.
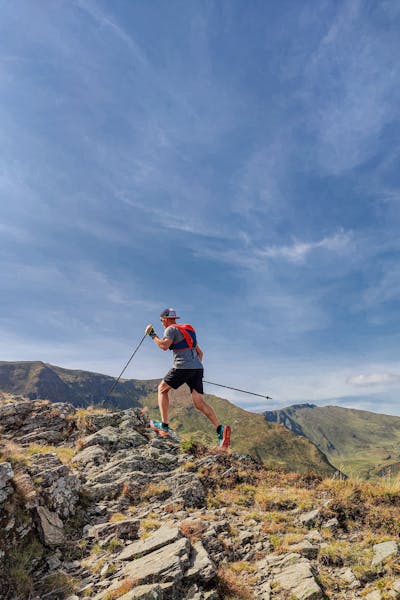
[103,578,139,600]
[180,518,207,542]
[217,565,256,599]
[141,482,170,501]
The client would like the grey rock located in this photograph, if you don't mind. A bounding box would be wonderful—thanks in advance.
[79,426,122,450]
[338,567,357,584]
[165,472,205,508]
[78,411,122,433]
[28,453,81,518]
[322,517,339,530]
[305,530,324,543]
[185,541,215,582]
[80,425,149,452]
[118,524,180,560]
[366,592,382,600]
[117,583,172,599]
[0,462,14,503]
[35,506,65,547]
[289,539,319,559]
[257,581,271,599]
[72,444,106,467]
[372,541,398,566]
[274,559,323,599]
[393,579,400,592]
[86,518,140,541]
[257,553,323,600]
[47,554,62,570]
[119,537,191,584]
[238,530,253,545]
[299,509,320,527]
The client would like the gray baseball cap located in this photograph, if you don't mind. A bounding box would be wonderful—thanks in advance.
[160,308,180,319]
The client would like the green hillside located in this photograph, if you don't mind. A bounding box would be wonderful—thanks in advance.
[264,404,400,479]
[0,361,158,409]
[0,361,336,476]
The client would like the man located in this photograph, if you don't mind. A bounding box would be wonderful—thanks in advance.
[145,308,231,449]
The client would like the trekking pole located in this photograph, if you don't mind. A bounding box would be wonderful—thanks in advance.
[203,380,272,400]
[103,334,147,404]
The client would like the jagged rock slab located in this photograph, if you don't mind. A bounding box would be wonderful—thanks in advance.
[185,541,215,582]
[28,453,81,518]
[79,426,147,452]
[118,525,180,560]
[35,506,65,547]
[120,537,190,584]
[85,470,155,501]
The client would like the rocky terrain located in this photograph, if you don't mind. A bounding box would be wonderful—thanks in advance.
[1,394,400,599]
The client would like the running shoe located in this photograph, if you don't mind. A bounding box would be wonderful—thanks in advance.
[218,424,231,449]
[150,420,172,438]
[149,420,180,440]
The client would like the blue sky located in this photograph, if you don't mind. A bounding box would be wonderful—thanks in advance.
[1,0,400,415]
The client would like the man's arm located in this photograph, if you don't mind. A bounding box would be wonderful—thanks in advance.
[196,344,203,362]
[153,335,173,351]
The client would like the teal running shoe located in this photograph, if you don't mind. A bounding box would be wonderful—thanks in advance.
[150,420,171,437]
[149,420,179,441]
[218,424,231,449]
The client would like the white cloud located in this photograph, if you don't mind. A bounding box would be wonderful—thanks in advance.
[257,230,352,263]
[347,373,400,387]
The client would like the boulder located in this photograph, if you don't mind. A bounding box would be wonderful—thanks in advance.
[35,506,65,547]
[372,540,398,566]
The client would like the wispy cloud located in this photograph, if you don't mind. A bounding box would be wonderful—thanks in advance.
[194,229,352,269]
[347,373,400,387]
[257,230,352,263]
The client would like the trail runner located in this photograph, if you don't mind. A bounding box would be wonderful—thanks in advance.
[145,308,231,449]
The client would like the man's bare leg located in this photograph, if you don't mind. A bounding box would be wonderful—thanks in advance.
[191,390,219,427]
[158,380,172,424]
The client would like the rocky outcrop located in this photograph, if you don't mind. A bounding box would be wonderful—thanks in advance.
[1,395,400,599]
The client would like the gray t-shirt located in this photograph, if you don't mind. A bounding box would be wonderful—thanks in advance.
[164,325,203,369]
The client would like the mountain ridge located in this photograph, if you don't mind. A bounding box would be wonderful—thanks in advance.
[0,361,336,476]
[264,403,400,478]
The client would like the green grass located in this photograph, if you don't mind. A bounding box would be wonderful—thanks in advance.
[265,404,400,479]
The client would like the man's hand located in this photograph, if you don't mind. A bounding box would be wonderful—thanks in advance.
[145,324,156,339]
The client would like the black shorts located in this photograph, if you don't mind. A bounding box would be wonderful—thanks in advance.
[163,368,204,394]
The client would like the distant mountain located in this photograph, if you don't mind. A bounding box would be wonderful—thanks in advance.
[0,361,158,409]
[0,361,337,476]
[264,404,400,479]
